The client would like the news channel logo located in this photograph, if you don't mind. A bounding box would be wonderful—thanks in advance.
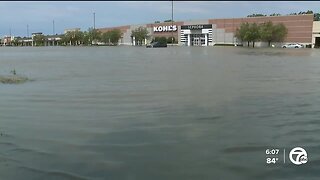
[289,147,308,165]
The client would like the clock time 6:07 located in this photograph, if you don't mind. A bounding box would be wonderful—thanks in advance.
[265,149,279,155]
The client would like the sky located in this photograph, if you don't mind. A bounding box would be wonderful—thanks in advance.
[0,1,319,37]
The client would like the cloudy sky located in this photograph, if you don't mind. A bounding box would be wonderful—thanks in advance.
[0,1,319,37]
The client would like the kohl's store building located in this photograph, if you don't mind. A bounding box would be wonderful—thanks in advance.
[153,23,214,46]
[98,14,316,47]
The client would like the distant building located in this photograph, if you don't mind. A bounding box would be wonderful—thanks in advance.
[32,32,43,36]
[64,28,81,34]
[98,14,315,47]
[12,37,33,46]
[5,32,63,46]
[2,36,14,46]
[45,34,62,46]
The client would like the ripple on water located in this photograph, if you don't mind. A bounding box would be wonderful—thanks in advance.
[18,166,89,180]
[222,145,269,154]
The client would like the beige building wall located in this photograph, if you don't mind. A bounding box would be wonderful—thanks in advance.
[312,21,320,48]
[98,14,314,47]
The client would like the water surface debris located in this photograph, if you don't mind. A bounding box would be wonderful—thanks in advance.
[0,75,29,84]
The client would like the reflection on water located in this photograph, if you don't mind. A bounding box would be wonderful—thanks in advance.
[1,46,320,180]
[236,48,313,57]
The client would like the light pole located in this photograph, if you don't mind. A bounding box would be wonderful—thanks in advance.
[27,24,29,46]
[93,12,96,30]
[27,24,29,38]
[53,20,55,35]
[171,0,174,46]
[52,20,56,46]
[93,12,96,45]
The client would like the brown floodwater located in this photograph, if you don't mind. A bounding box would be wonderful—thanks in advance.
[0,46,320,180]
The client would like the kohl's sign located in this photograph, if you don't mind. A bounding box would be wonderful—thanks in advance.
[153,25,177,32]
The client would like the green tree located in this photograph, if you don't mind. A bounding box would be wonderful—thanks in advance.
[109,29,122,45]
[247,13,266,17]
[87,28,102,45]
[314,13,320,21]
[270,13,281,16]
[101,31,111,45]
[306,10,313,14]
[81,31,90,45]
[153,37,167,45]
[289,10,313,16]
[235,22,250,46]
[272,23,288,43]
[237,21,287,48]
[33,34,45,46]
[247,23,260,48]
[131,26,149,45]
[62,30,84,46]
[61,32,71,45]
[298,10,313,15]
[260,22,287,46]
[259,21,274,47]
[236,23,260,48]
[11,37,21,46]
[167,36,176,44]
[101,29,122,45]
[74,31,84,45]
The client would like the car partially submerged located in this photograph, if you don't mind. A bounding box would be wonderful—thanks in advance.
[282,43,304,48]
[146,41,167,48]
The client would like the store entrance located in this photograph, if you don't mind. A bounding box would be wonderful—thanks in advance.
[191,34,205,46]
[315,37,320,48]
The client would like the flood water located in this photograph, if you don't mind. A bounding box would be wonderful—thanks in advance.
[1,46,320,180]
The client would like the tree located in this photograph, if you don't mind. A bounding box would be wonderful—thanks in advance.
[131,26,149,45]
[61,30,83,46]
[270,13,281,16]
[164,19,174,22]
[314,13,320,21]
[61,32,71,45]
[74,31,84,45]
[101,29,122,45]
[88,28,102,45]
[298,10,313,15]
[289,10,313,16]
[272,23,287,43]
[236,21,287,48]
[11,37,21,46]
[235,22,250,46]
[109,29,122,45]
[235,23,259,48]
[260,21,287,47]
[33,34,45,46]
[153,37,167,44]
[81,31,90,45]
[259,21,274,47]
[101,31,111,45]
[246,23,260,48]
[247,13,266,17]
[167,36,176,44]
[306,10,313,14]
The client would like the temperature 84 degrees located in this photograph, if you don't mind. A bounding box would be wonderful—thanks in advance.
[266,157,279,164]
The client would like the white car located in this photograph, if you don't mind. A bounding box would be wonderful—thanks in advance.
[282,43,304,48]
